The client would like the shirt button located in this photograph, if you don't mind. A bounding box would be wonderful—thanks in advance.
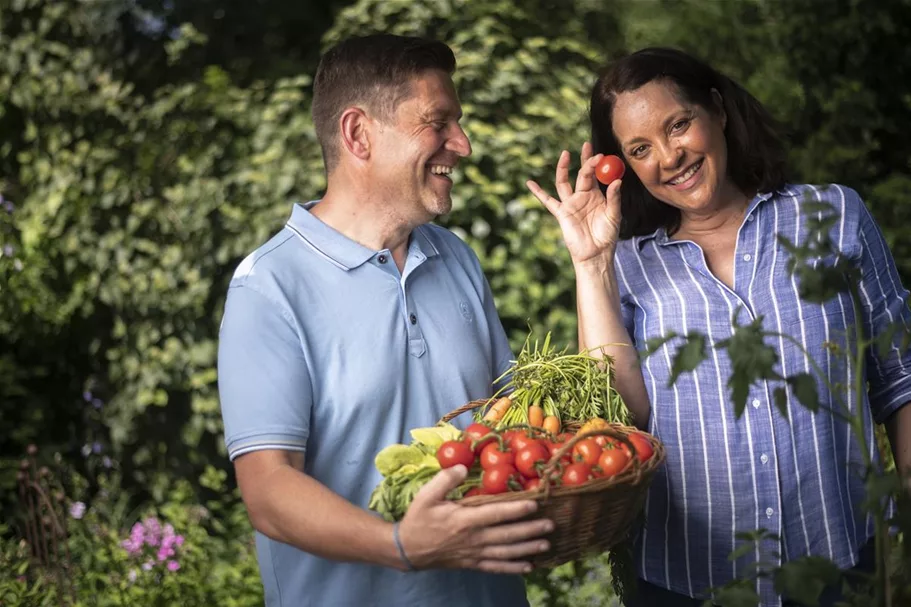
[765,507,774,518]
[409,313,417,325]
[760,453,769,464]
[742,253,752,262]
[378,254,388,264]
[747,214,755,222]
[752,399,761,409]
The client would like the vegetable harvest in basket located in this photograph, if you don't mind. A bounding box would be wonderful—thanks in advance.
[368,333,656,523]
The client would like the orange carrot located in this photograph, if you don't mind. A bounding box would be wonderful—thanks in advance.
[483,396,513,422]
[528,404,545,428]
[542,415,560,436]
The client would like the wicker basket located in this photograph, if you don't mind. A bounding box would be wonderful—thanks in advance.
[439,399,666,568]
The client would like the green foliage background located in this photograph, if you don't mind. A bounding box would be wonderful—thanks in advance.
[1,0,910,604]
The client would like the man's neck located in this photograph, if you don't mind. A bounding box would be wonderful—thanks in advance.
[311,181,415,270]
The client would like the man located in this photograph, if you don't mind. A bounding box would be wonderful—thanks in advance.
[217,34,553,607]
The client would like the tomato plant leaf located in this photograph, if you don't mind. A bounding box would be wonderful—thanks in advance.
[711,583,761,607]
[787,373,819,413]
[773,557,840,606]
[773,387,789,419]
[668,332,707,387]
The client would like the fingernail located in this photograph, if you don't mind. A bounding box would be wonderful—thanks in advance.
[524,564,533,573]
[526,502,538,513]
[539,541,550,552]
[543,521,555,532]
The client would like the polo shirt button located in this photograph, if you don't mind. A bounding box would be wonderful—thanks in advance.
[378,254,387,264]
[409,313,417,325]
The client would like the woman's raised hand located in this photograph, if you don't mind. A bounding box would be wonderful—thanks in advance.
[526,142,623,264]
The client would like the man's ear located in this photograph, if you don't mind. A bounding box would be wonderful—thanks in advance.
[710,88,727,130]
[338,107,372,161]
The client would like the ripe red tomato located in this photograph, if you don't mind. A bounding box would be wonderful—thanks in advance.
[596,447,631,478]
[482,464,522,494]
[522,477,544,491]
[464,423,497,454]
[515,442,550,478]
[463,487,484,498]
[561,463,594,487]
[436,440,475,469]
[595,154,625,186]
[509,433,540,453]
[627,432,655,463]
[607,438,633,459]
[501,429,521,450]
[572,438,603,466]
[544,439,572,465]
[480,442,515,469]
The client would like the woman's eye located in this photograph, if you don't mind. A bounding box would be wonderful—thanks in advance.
[671,119,690,132]
[630,145,647,157]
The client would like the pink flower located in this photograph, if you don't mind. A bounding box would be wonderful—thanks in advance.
[69,501,86,520]
[166,560,180,572]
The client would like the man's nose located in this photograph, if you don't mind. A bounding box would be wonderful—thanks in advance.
[448,124,472,158]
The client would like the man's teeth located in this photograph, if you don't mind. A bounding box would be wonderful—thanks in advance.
[669,161,702,185]
[429,165,453,175]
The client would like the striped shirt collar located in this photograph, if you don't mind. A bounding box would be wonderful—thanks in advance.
[635,189,783,249]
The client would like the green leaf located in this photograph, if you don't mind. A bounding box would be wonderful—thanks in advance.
[668,332,707,387]
[787,373,820,413]
[773,387,789,419]
[643,332,679,357]
[773,557,840,606]
[712,583,761,607]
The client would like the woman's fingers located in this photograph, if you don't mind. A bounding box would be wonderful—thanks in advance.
[575,152,603,194]
[554,150,573,201]
[526,180,561,216]
[580,141,592,165]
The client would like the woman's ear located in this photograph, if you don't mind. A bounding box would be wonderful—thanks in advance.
[710,88,727,130]
[338,107,372,161]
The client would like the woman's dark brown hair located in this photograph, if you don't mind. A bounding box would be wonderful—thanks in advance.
[590,47,789,238]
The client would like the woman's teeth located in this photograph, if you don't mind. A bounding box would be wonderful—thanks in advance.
[669,160,702,185]
[429,165,453,175]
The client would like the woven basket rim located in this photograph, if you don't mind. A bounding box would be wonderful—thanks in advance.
[439,399,666,506]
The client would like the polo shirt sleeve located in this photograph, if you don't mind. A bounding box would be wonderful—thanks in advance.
[217,283,312,461]
[851,190,911,423]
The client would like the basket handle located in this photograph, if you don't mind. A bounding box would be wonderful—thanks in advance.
[438,398,493,424]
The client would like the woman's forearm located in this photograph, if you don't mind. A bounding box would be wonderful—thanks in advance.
[574,259,651,429]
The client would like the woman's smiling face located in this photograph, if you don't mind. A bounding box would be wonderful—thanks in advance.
[611,79,736,216]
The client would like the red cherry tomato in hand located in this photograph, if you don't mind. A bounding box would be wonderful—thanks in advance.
[482,464,522,494]
[595,154,625,186]
[480,442,515,469]
[436,440,475,469]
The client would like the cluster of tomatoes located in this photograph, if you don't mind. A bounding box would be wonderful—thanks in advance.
[436,422,654,497]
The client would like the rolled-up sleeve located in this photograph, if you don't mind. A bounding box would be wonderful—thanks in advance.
[855,194,911,423]
[217,283,312,461]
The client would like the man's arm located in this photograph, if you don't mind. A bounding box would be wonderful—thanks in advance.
[235,449,554,573]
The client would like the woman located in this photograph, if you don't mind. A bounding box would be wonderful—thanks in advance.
[526,47,911,606]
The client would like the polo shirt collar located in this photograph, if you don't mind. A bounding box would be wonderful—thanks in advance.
[286,200,440,271]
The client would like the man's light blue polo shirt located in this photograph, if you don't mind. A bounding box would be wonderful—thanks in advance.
[217,201,529,607]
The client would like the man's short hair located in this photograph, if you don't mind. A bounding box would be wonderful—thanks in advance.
[312,34,457,173]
